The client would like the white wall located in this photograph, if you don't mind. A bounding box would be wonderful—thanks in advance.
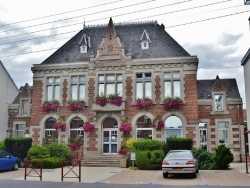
[0,62,18,140]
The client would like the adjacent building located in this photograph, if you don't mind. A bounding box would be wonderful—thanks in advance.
[9,18,245,161]
[0,60,19,140]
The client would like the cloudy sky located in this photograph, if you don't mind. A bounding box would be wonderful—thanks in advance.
[0,0,249,107]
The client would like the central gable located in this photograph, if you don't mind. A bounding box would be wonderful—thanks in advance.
[95,18,127,63]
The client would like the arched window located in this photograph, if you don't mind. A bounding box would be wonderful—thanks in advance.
[136,115,153,140]
[44,117,58,142]
[165,115,182,138]
[70,117,84,143]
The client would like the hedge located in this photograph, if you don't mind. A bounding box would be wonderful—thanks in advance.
[135,150,165,170]
[4,138,32,160]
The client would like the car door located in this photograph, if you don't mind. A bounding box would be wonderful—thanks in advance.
[0,151,12,170]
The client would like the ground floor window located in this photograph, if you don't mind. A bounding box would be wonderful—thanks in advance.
[165,115,183,138]
[16,124,24,137]
[218,122,229,144]
[70,117,84,143]
[136,115,153,140]
[199,122,207,150]
[44,118,58,142]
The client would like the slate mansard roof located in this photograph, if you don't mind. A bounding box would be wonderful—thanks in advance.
[197,79,241,99]
[41,20,190,64]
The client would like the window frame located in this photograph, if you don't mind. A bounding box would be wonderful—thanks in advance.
[16,124,24,138]
[218,122,229,144]
[141,41,149,49]
[164,71,181,98]
[70,75,86,101]
[136,72,152,99]
[98,74,123,96]
[46,77,60,101]
[214,94,224,112]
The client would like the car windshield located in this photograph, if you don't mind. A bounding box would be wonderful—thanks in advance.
[167,151,192,159]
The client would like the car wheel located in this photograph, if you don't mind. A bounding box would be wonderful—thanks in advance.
[13,162,19,171]
[163,172,168,178]
[192,173,197,178]
[196,169,199,173]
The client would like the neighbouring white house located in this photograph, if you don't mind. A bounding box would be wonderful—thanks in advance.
[0,60,19,140]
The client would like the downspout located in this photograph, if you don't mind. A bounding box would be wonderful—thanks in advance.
[238,105,242,162]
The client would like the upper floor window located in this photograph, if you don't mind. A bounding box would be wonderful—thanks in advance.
[16,124,24,137]
[47,77,60,101]
[98,74,122,96]
[218,122,229,144]
[71,76,85,101]
[136,73,152,99]
[164,71,180,98]
[214,94,223,111]
[21,99,29,115]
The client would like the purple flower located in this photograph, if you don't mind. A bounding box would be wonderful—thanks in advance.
[83,123,95,133]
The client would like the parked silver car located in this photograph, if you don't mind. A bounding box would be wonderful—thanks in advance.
[162,150,198,178]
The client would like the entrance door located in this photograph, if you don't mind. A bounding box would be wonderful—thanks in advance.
[103,129,118,154]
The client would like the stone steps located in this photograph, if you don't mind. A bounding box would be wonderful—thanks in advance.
[81,154,123,167]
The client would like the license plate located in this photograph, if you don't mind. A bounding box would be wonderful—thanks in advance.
[174,168,183,171]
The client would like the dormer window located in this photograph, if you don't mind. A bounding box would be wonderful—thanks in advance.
[214,94,223,111]
[80,45,87,53]
[79,33,90,53]
[140,29,151,50]
[141,41,149,50]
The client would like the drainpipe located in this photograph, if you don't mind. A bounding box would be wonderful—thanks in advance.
[238,105,242,162]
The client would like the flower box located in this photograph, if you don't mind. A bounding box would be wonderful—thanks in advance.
[67,100,85,111]
[134,97,153,109]
[95,93,123,107]
[41,100,59,112]
[163,97,183,110]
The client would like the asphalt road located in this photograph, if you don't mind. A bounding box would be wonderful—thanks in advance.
[0,180,249,188]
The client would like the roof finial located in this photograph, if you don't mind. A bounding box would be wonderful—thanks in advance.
[83,18,86,29]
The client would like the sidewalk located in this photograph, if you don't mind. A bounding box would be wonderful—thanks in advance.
[13,163,250,186]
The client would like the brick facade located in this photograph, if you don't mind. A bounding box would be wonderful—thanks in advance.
[8,19,245,161]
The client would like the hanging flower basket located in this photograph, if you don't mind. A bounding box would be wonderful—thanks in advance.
[134,97,153,109]
[119,119,132,135]
[163,97,183,111]
[41,100,59,112]
[55,117,66,131]
[83,122,95,133]
[67,100,85,111]
[152,115,164,128]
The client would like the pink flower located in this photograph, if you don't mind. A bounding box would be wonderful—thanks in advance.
[119,123,132,132]
[96,97,108,107]
[109,96,123,106]
[83,123,95,133]
[135,98,153,109]
[118,148,127,155]
[41,100,59,112]
[67,100,85,111]
[157,120,164,127]
[163,97,183,110]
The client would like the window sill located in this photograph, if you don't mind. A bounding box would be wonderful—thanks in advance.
[210,111,229,115]
[92,102,125,111]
